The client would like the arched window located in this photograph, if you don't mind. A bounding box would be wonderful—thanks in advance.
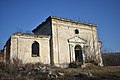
[75,29,79,34]
[32,41,39,57]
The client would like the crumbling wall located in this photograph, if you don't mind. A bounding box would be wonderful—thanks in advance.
[10,33,50,64]
[51,18,102,66]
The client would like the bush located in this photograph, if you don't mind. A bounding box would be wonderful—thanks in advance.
[0,59,50,79]
[0,62,5,70]
[69,62,82,68]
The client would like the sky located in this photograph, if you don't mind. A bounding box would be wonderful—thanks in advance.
[0,0,120,52]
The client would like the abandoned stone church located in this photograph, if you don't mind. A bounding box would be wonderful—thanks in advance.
[3,16,103,67]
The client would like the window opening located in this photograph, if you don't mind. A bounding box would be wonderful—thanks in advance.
[32,41,39,57]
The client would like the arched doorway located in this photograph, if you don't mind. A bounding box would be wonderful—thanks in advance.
[74,45,83,62]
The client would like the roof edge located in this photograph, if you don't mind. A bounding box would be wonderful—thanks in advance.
[50,16,97,27]
[12,32,50,38]
[32,16,97,32]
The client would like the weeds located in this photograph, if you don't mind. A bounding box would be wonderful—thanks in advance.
[0,59,120,80]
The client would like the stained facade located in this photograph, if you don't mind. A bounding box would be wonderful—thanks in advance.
[3,16,103,67]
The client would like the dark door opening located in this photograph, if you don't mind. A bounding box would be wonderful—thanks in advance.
[75,45,83,62]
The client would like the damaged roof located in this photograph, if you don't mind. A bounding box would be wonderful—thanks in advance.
[32,16,97,32]
[12,32,50,38]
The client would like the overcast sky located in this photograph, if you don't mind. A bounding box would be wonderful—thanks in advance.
[0,0,120,52]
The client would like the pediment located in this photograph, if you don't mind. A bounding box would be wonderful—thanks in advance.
[68,36,86,44]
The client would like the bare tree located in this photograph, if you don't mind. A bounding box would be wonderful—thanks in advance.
[83,27,103,66]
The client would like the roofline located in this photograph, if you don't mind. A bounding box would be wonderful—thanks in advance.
[32,16,97,32]
[3,32,50,50]
[12,32,50,38]
[51,16,97,27]
[32,16,51,33]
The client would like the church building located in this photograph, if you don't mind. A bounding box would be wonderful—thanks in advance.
[3,16,103,67]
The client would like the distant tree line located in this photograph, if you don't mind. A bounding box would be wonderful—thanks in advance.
[102,52,120,66]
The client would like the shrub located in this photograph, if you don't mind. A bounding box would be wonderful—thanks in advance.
[69,62,82,68]
[0,62,5,70]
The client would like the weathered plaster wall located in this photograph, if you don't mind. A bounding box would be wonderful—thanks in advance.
[32,19,54,65]
[10,34,50,64]
[51,18,100,66]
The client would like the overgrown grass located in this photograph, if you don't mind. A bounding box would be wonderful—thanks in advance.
[0,61,120,80]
